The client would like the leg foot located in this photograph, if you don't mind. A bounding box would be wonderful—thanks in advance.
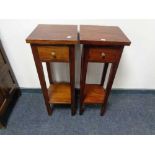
[71,106,76,116]
[79,107,84,115]
[47,104,53,116]
[100,104,107,116]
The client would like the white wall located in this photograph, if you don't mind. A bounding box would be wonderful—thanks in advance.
[0,20,155,89]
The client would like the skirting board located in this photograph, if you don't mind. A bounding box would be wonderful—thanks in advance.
[21,88,155,95]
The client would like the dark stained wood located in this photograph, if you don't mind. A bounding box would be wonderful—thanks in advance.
[26,24,78,45]
[84,84,106,104]
[79,45,89,115]
[100,47,123,116]
[80,25,131,46]
[69,45,76,115]
[79,25,130,116]
[88,46,122,62]
[0,51,5,67]
[27,25,77,116]
[100,63,109,86]
[48,83,71,104]
[31,44,52,115]
[0,40,20,128]
[0,64,9,80]
[46,62,53,84]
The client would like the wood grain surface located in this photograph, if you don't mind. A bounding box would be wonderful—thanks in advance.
[80,25,131,45]
[26,24,78,45]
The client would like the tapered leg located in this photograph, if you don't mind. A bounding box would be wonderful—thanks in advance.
[80,46,88,115]
[46,62,53,84]
[31,45,52,115]
[100,63,119,116]
[100,63,109,86]
[69,46,76,116]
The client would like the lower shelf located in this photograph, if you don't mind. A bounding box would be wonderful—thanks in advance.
[84,84,106,104]
[48,83,71,104]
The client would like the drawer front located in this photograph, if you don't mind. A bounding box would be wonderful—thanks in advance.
[88,47,122,62]
[37,46,69,62]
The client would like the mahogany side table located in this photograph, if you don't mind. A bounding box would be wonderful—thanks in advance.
[26,24,78,116]
[79,25,131,116]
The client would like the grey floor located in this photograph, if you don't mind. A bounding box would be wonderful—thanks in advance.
[0,91,155,135]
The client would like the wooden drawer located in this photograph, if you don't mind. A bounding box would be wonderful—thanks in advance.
[37,46,69,62]
[88,47,122,62]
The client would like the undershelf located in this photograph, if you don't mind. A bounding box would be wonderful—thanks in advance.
[48,82,71,104]
[84,84,106,104]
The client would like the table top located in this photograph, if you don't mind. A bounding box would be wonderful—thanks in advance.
[26,24,78,45]
[80,25,131,46]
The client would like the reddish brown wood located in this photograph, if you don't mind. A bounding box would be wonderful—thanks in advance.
[80,25,131,46]
[26,24,78,45]
[37,46,69,62]
[100,63,109,86]
[84,84,106,104]
[46,62,53,84]
[27,25,78,116]
[88,46,122,62]
[79,45,89,115]
[69,45,76,115]
[48,83,71,104]
[101,63,119,115]
[100,47,124,115]
[31,44,53,115]
[79,25,130,116]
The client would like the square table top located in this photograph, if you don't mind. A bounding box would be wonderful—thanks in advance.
[26,24,78,45]
[80,25,131,46]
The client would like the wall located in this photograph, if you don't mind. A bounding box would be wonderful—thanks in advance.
[0,20,155,89]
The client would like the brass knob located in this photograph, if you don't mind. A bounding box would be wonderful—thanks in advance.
[51,51,56,58]
[101,52,105,58]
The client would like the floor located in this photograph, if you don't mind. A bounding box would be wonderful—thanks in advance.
[0,91,155,135]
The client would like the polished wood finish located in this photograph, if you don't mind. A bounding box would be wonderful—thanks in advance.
[48,83,71,104]
[84,84,106,104]
[37,46,69,62]
[79,45,89,115]
[26,25,77,116]
[100,62,120,116]
[80,25,131,46]
[26,24,78,45]
[69,45,76,115]
[0,40,20,128]
[31,44,52,115]
[88,47,122,62]
[79,25,130,115]
[100,63,109,86]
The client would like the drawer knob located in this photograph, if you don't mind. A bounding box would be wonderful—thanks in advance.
[51,52,56,58]
[101,52,106,58]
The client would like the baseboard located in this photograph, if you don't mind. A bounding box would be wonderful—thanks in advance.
[21,88,155,94]
[21,88,42,93]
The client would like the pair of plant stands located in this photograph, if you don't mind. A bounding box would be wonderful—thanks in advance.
[26,24,130,116]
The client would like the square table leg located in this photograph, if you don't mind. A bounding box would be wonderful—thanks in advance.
[69,46,76,115]
[31,44,53,115]
[79,45,88,115]
[100,62,119,116]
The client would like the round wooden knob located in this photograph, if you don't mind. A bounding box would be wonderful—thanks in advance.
[51,52,56,58]
[101,52,106,58]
